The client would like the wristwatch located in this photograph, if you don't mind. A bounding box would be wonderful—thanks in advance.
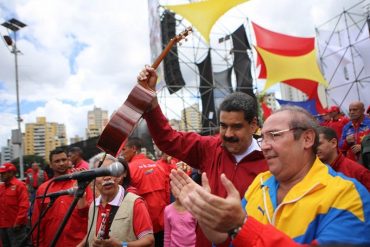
[228,215,248,240]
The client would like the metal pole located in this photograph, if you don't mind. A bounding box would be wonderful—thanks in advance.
[12,31,24,180]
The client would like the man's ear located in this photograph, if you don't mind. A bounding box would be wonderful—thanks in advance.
[303,129,315,149]
[330,138,338,149]
[250,117,258,132]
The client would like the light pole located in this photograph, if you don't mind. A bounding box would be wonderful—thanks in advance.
[2,18,27,179]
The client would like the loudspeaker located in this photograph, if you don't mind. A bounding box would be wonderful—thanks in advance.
[161,10,186,94]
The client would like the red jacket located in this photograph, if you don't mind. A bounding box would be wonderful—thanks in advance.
[327,116,349,143]
[331,152,370,191]
[0,177,29,228]
[144,106,268,247]
[32,179,93,247]
[129,153,168,233]
[232,217,318,247]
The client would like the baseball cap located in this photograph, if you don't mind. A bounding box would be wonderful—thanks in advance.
[328,106,340,113]
[0,163,17,173]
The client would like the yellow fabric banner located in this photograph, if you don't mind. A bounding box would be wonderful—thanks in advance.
[255,46,328,92]
[164,0,248,43]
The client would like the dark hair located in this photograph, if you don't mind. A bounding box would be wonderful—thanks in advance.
[118,157,131,189]
[126,137,143,150]
[317,126,338,141]
[275,105,320,154]
[68,146,83,155]
[218,92,257,123]
[49,148,67,163]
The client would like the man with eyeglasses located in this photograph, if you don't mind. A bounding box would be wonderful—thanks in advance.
[170,106,370,246]
[137,65,268,247]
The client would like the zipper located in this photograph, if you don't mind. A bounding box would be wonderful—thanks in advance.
[271,183,321,225]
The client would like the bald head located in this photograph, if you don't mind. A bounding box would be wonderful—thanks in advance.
[349,101,365,121]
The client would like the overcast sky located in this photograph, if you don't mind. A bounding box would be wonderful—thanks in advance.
[0,0,363,147]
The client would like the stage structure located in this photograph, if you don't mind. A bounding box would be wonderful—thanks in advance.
[148,0,257,135]
[316,0,370,114]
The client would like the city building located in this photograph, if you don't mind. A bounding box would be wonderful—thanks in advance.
[280,83,308,102]
[86,106,109,138]
[180,103,201,132]
[70,135,83,145]
[24,117,67,162]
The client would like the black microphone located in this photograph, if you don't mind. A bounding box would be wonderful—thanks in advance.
[53,162,124,182]
[36,187,77,199]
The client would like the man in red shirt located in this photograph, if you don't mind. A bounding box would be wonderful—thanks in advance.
[77,154,154,247]
[121,137,168,247]
[0,162,30,247]
[25,162,49,216]
[317,126,370,191]
[326,106,349,142]
[31,148,93,247]
[138,65,268,247]
[68,146,90,171]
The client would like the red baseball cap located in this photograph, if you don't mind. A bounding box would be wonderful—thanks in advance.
[0,163,17,173]
[328,106,340,113]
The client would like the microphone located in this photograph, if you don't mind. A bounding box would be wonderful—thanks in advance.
[36,187,77,199]
[53,162,124,182]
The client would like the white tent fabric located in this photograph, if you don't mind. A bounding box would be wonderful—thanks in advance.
[316,5,370,114]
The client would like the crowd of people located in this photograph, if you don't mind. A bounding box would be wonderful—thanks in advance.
[0,65,369,247]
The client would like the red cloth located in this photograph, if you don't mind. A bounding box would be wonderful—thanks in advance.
[25,170,49,189]
[326,116,349,142]
[75,159,89,170]
[156,159,177,204]
[232,217,317,247]
[331,153,370,191]
[95,198,153,238]
[0,177,29,227]
[144,106,268,247]
[31,179,93,247]
[129,153,168,233]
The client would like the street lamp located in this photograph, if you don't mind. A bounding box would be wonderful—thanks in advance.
[2,18,27,179]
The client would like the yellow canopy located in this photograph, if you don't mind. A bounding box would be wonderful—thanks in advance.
[164,0,248,43]
[255,46,328,92]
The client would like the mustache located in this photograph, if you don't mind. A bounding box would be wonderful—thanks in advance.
[223,136,239,143]
[102,180,115,186]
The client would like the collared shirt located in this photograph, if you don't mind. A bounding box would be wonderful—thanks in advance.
[233,138,261,164]
[0,177,29,228]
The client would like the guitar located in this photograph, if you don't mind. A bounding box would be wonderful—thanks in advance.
[97,27,192,157]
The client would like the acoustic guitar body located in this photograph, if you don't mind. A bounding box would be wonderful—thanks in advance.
[97,84,156,157]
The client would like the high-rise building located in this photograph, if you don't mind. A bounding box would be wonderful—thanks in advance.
[1,140,13,163]
[280,84,307,102]
[70,135,83,145]
[86,106,108,138]
[24,117,67,162]
[180,103,201,132]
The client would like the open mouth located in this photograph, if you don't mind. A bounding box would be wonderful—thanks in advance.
[102,180,115,188]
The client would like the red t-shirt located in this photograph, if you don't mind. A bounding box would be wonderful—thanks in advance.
[129,153,169,233]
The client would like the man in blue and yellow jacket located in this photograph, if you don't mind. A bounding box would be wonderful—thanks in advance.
[170,106,370,246]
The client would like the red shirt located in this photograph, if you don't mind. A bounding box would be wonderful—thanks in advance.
[129,153,168,233]
[331,153,370,191]
[0,177,29,227]
[25,170,49,189]
[156,159,177,204]
[144,106,268,247]
[75,159,89,170]
[32,179,93,247]
[327,116,349,143]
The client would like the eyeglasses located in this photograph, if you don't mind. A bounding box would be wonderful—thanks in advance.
[257,127,306,147]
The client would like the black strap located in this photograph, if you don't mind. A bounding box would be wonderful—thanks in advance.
[105,190,129,238]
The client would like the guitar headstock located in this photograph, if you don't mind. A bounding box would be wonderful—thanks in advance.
[172,26,193,44]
